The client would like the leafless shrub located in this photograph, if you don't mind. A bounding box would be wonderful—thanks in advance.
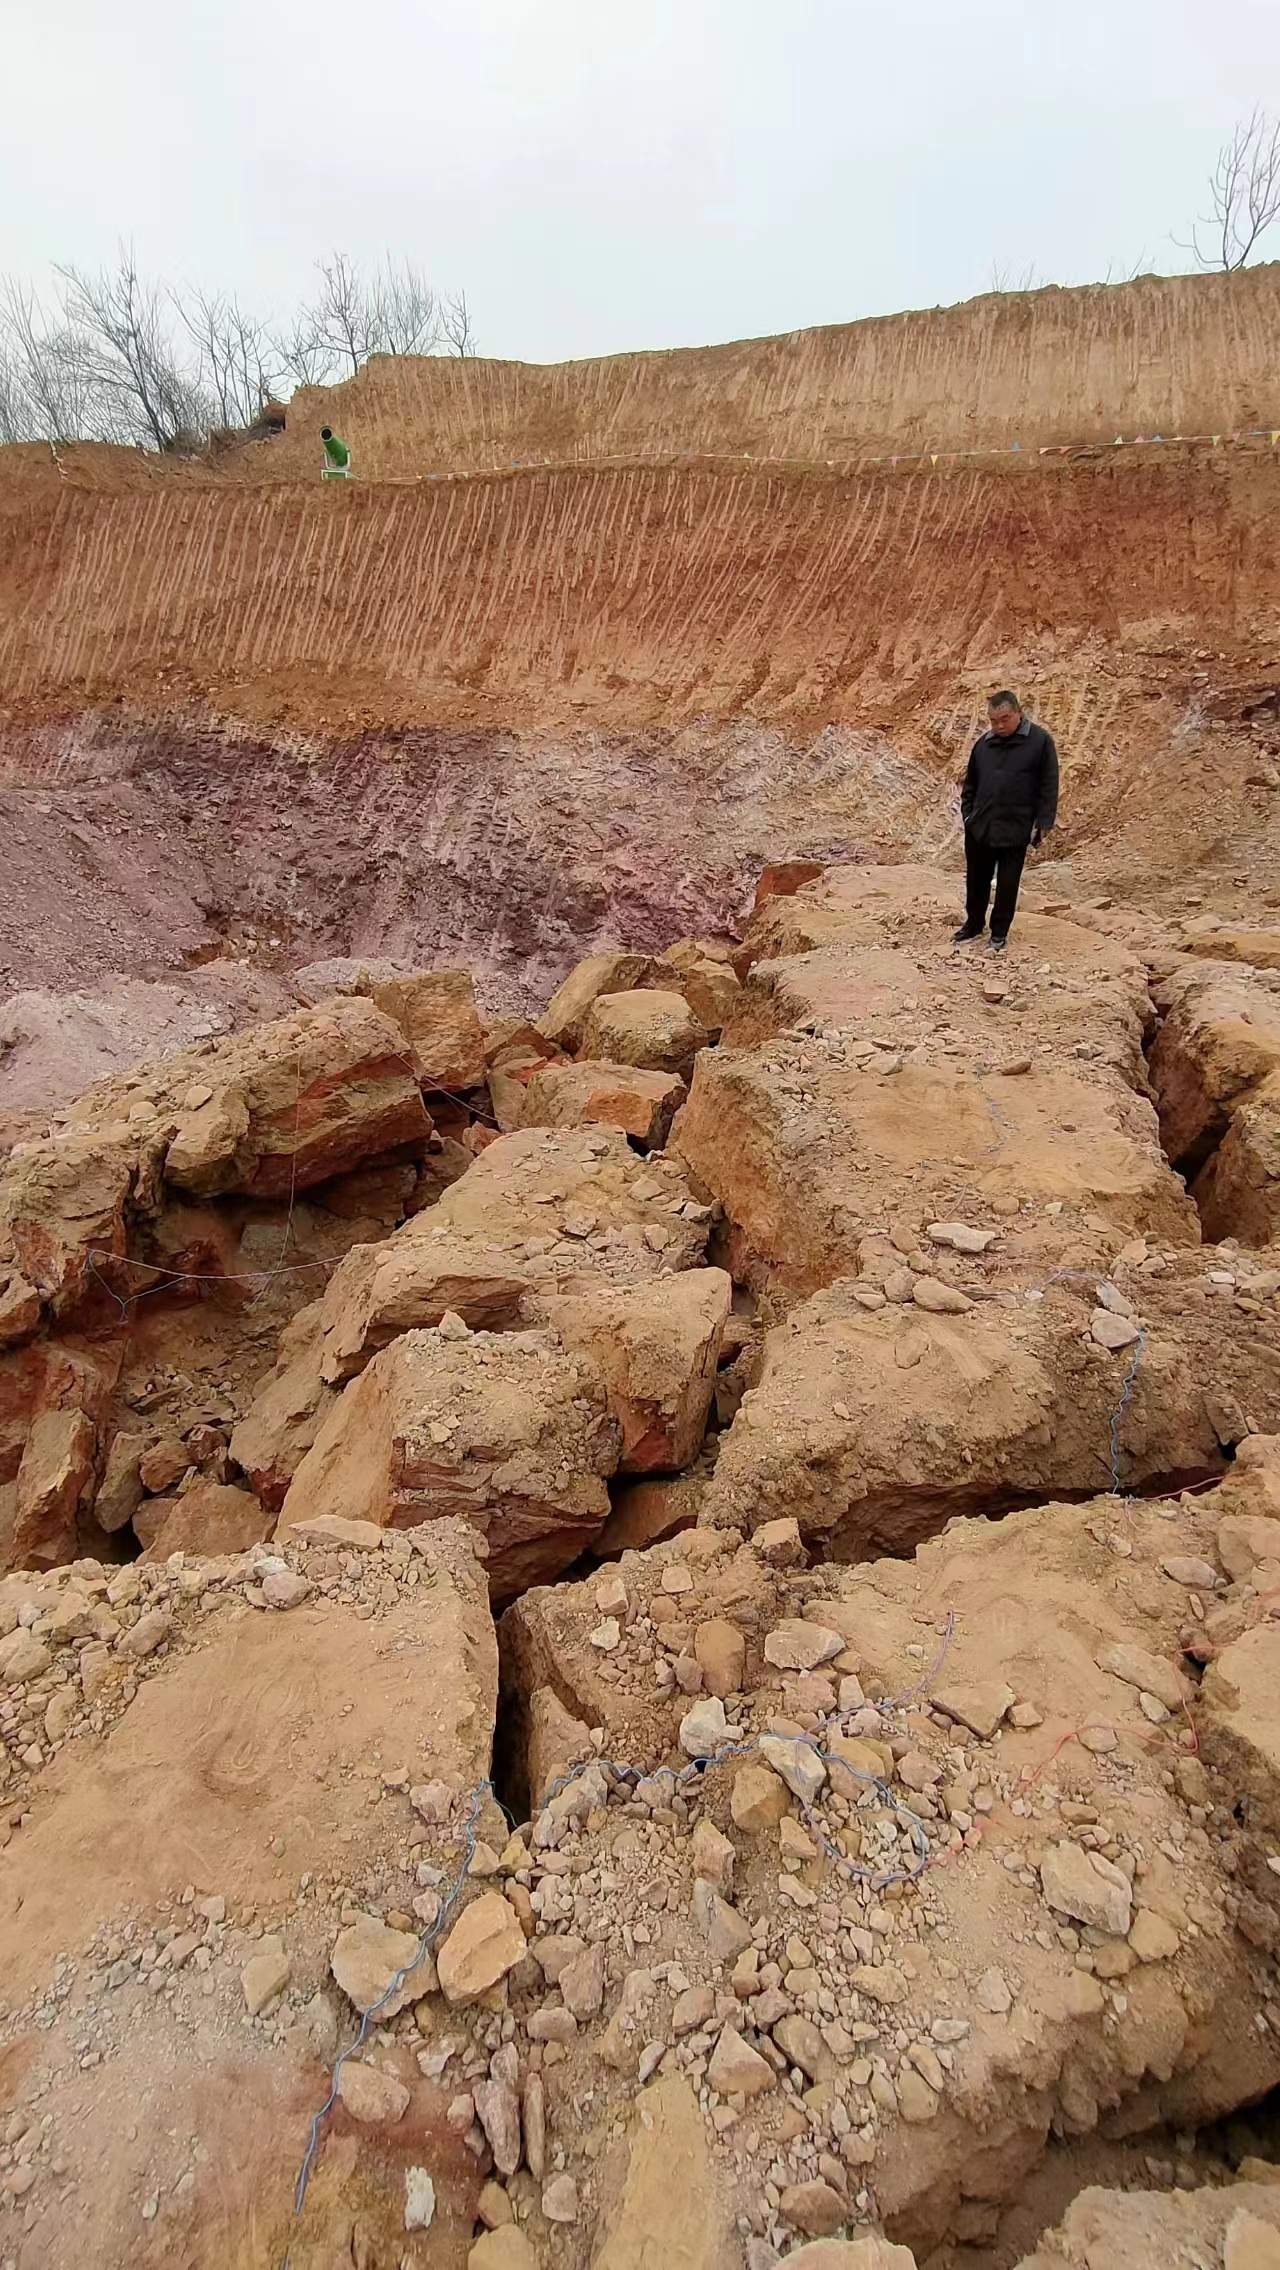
[1182,109,1280,270]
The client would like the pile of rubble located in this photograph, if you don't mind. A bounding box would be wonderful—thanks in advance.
[3,866,1280,2266]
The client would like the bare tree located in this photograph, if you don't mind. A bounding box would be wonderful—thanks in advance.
[57,251,210,449]
[439,288,478,357]
[0,249,478,450]
[173,288,282,429]
[1184,110,1280,271]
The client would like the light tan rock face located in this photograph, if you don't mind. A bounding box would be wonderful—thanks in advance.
[436,1891,527,2004]
[537,951,656,1050]
[539,1269,731,1473]
[317,1230,531,1382]
[699,1279,1269,1558]
[0,1517,495,2268]
[592,2075,735,2270]
[422,1126,711,1284]
[278,1324,621,1598]
[518,1059,687,1148]
[293,959,486,1089]
[1012,2184,1280,2269]
[138,1481,272,1562]
[12,1407,95,1568]
[230,1299,338,1512]
[580,989,710,1081]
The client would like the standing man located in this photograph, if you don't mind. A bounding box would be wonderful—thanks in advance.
[954,691,1059,953]
[320,426,351,480]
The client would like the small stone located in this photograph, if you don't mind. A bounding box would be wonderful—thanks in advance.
[931,1678,1015,1739]
[691,1817,736,1895]
[1160,1556,1219,1590]
[338,2061,411,2123]
[759,1733,825,1805]
[589,1618,621,1652]
[679,1695,730,1758]
[773,2014,828,2081]
[764,1620,845,1671]
[1128,1908,1180,1963]
[708,2025,775,2098]
[476,2180,514,2230]
[470,2232,539,2270]
[437,1893,527,2006]
[331,1917,433,2017]
[1040,1841,1132,1936]
[692,1879,753,1959]
[404,2167,436,2232]
[731,1763,790,1832]
[241,1937,290,2015]
[559,1942,605,2019]
[927,1222,994,1253]
[262,1568,311,1610]
[778,2179,847,2236]
[897,2065,939,2122]
[1091,1309,1141,1351]
[911,1277,973,1314]
[849,1964,908,2007]
[673,1984,716,2035]
[754,1517,805,1567]
[695,1618,746,1697]
[117,1607,171,1661]
[1095,1642,1185,1713]
[975,1968,1012,2014]
[542,2173,579,2224]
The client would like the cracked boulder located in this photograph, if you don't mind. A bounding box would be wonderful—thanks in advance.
[538,1268,732,1472]
[700,1280,1268,1557]
[518,1059,687,1149]
[580,989,710,1081]
[278,1324,622,1597]
[317,1228,530,1382]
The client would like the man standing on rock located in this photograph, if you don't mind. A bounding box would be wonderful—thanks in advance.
[954,690,1059,954]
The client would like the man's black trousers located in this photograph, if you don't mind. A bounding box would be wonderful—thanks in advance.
[964,830,1027,939]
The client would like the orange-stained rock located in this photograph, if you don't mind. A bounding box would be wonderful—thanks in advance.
[139,1481,273,1562]
[12,1407,95,1570]
[580,990,709,1081]
[231,1301,338,1512]
[752,861,825,911]
[598,1474,704,1556]
[518,1060,687,1149]
[539,1269,731,1472]
[317,1232,530,1383]
[278,1325,621,1599]
[537,951,655,1051]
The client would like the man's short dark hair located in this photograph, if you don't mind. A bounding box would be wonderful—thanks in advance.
[321,427,332,439]
[988,690,1020,711]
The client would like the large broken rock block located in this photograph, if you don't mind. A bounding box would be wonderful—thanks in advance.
[591,2074,736,2270]
[652,942,743,1037]
[672,1043,1196,1300]
[0,1123,145,1313]
[740,861,1127,971]
[12,1407,96,1569]
[1178,920,1280,971]
[279,1325,621,1596]
[230,1300,338,1512]
[317,1229,530,1383]
[1192,1070,1280,1245]
[1013,2184,1280,2270]
[725,934,1150,1087]
[66,997,432,1204]
[518,1059,687,1149]
[1149,960,1280,1175]
[0,1518,495,2268]
[295,961,487,1091]
[138,1481,273,1562]
[0,1334,120,1494]
[425,1126,711,1287]
[701,1280,1272,1556]
[581,989,709,1080]
[538,950,655,1050]
[540,1268,731,1472]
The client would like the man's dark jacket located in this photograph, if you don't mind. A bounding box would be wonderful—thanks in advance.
[961,716,1059,851]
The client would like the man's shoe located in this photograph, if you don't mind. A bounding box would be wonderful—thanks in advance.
[988,935,1008,955]
[952,924,983,944]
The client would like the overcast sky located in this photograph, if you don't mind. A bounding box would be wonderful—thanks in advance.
[6,0,1280,365]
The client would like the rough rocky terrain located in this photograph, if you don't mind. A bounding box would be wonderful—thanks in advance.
[2,264,1280,2266]
[0,862,1274,2268]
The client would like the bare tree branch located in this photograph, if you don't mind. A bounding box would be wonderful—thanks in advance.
[1182,110,1280,271]
[439,288,478,356]
[57,249,211,449]
[173,288,282,429]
